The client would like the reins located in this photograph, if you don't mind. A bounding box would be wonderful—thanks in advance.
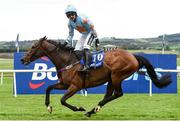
[40,40,81,81]
[58,61,80,72]
[37,39,87,88]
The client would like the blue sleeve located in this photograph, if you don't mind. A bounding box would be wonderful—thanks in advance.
[66,22,74,44]
[84,18,94,31]
[83,18,97,37]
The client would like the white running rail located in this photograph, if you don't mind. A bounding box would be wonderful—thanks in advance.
[0,69,179,97]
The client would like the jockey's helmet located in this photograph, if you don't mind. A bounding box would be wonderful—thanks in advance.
[65,5,77,17]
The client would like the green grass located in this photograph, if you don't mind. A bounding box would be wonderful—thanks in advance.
[0,58,13,69]
[0,58,180,120]
[0,77,180,120]
[177,58,180,66]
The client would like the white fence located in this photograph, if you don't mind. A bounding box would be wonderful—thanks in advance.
[0,69,180,97]
[0,69,88,97]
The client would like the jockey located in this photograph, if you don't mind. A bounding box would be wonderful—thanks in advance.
[64,5,99,71]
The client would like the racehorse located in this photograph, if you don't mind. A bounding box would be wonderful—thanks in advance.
[21,36,172,117]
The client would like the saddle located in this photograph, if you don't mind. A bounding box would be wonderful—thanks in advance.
[80,49,104,69]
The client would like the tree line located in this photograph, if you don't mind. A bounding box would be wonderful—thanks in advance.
[1,33,180,53]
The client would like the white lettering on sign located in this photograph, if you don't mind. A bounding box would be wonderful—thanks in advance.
[31,63,58,80]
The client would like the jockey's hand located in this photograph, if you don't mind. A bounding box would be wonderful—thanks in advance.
[95,38,100,48]
[62,41,68,46]
[64,40,73,48]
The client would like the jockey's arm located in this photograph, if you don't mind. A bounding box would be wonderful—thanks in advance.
[83,19,99,47]
[83,19,97,38]
[66,23,74,46]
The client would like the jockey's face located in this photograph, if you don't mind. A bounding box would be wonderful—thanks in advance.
[66,12,76,21]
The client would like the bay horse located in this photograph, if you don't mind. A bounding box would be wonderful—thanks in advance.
[21,36,172,117]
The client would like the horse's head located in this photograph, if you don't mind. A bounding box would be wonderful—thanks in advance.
[21,36,75,67]
[21,36,48,65]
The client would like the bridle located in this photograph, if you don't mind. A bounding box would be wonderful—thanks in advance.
[30,39,59,60]
[34,40,78,71]
[26,38,81,83]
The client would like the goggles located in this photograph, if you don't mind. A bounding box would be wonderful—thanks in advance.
[66,12,76,18]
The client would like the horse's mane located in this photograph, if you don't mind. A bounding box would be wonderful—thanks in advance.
[46,39,74,51]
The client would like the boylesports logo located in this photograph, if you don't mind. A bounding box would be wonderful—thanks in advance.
[29,58,58,90]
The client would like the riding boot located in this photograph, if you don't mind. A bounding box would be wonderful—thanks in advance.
[81,49,91,71]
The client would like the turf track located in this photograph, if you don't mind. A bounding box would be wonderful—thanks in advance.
[0,59,180,120]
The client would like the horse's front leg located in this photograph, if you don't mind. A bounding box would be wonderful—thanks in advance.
[45,82,68,113]
[61,84,86,112]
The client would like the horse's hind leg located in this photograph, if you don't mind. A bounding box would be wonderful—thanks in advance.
[103,81,114,99]
[61,84,86,112]
[45,82,68,113]
[85,81,123,117]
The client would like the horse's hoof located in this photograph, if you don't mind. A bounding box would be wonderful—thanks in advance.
[84,112,91,117]
[47,106,52,114]
[94,105,101,112]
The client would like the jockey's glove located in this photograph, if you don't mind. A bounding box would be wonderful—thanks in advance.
[65,39,73,47]
[62,41,68,46]
[95,38,100,48]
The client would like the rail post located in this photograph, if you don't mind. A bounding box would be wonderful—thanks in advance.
[13,72,17,97]
[0,72,3,85]
[149,79,152,96]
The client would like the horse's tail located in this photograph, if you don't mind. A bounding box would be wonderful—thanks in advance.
[134,55,172,88]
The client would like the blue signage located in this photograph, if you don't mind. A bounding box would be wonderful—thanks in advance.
[14,53,177,94]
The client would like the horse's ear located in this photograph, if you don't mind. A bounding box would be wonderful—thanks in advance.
[43,36,47,40]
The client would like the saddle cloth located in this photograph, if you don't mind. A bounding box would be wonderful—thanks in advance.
[80,49,104,68]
